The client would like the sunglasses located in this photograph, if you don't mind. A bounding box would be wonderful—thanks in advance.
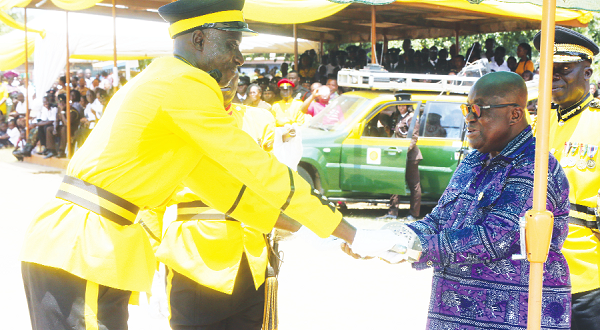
[460,103,520,118]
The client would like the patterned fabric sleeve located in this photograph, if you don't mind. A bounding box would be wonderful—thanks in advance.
[410,162,527,268]
[410,154,570,270]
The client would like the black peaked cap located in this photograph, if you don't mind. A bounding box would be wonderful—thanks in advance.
[159,0,246,24]
[533,26,599,55]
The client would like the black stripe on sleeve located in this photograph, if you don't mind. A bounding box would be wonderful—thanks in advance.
[226,185,247,216]
[280,167,295,212]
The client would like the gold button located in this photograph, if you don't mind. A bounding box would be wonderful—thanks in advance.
[426,260,433,267]
[478,192,484,201]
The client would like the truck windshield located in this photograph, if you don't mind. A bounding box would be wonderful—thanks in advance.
[308,95,369,131]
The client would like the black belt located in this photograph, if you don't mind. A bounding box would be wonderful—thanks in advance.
[176,200,238,221]
[55,176,139,226]
[568,203,599,230]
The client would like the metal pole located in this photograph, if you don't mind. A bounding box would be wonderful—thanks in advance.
[526,0,556,329]
[319,32,324,64]
[112,0,118,90]
[24,7,29,141]
[293,24,298,72]
[454,25,460,55]
[371,6,377,65]
[66,11,71,158]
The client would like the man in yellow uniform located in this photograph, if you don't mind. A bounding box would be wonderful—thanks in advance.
[20,1,402,329]
[150,79,282,330]
[0,76,8,118]
[271,78,305,127]
[533,27,600,330]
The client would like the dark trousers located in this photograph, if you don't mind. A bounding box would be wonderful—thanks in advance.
[389,159,421,218]
[571,287,600,330]
[45,125,67,152]
[168,254,265,330]
[37,123,53,147]
[22,262,131,330]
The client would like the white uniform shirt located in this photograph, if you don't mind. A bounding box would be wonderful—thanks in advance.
[15,101,26,115]
[84,103,102,129]
[489,60,511,72]
[39,106,57,122]
[7,126,20,146]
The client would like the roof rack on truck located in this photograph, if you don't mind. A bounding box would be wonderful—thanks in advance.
[337,63,539,97]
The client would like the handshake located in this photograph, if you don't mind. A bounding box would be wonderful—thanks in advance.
[342,222,423,264]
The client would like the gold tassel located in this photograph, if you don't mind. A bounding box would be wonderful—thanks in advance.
[262,267,278,330]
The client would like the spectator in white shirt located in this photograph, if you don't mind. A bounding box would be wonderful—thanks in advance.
[6,119,20,146]
[85,69,94,89]
[86,90,103,119]
[10,92,26,118]
[489,47,511,72]
[31,96,57,154]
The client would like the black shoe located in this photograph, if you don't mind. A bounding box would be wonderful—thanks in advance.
[44,150,56,159]
[42,149,51,155]
[13,151,24,161]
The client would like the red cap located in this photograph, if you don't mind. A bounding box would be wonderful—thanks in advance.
[277,78,295,89]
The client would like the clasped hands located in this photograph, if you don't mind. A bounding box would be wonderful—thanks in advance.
[341,225,422,264]
[281,124,296,142]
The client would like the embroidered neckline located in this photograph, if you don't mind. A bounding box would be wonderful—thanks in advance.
[553,93,592,124]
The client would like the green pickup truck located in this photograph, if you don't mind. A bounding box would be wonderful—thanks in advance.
[297,68,537,205]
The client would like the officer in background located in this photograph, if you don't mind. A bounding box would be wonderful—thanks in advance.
[271,78,305,127]
[383,48,403,73]
[151,77,278,330]
[379,103,422,221]
[533,26,600,330]
[21,1,403,329]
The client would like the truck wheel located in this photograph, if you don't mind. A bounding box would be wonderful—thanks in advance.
[297,166,315,189]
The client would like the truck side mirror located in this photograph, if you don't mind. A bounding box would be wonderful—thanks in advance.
[350,122,363,139]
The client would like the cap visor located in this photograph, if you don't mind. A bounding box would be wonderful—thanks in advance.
[215,26,258,36]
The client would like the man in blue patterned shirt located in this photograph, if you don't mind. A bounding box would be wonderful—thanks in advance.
[406,71,571,329]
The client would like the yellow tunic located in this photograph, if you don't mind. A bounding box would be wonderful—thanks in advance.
[0,82,8,115]
[21,57,342,294]
[232,103,275,152]
[548,94,600,293]
[154,104,279,294]
[271,98,305,127]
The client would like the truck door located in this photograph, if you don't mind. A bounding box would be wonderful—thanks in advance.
[339,101,421,195]
[417,101,465,198]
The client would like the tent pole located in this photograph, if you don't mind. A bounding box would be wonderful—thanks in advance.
[112,0,118,90]
[24,7,29,141]
[526,0,556,329]
[371,6,377,65]
[66,11,71,159]
[293,24,298,72]
[454,25,460,55]
[320,32,324,65]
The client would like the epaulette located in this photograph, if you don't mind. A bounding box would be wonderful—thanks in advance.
[589,98,600,109]
[530,115,538,137]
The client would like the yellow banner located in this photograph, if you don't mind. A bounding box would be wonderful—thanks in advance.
[0,10,45,37]
[0,30,35,71]
[244,0,349,24]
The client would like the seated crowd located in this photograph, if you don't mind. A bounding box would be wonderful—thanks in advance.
[3,38,600,160]
[0,69,116,159]
[235,39,547,123]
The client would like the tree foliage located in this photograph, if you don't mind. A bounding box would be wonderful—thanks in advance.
[0,8,23,36]
[336,13,600,81]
